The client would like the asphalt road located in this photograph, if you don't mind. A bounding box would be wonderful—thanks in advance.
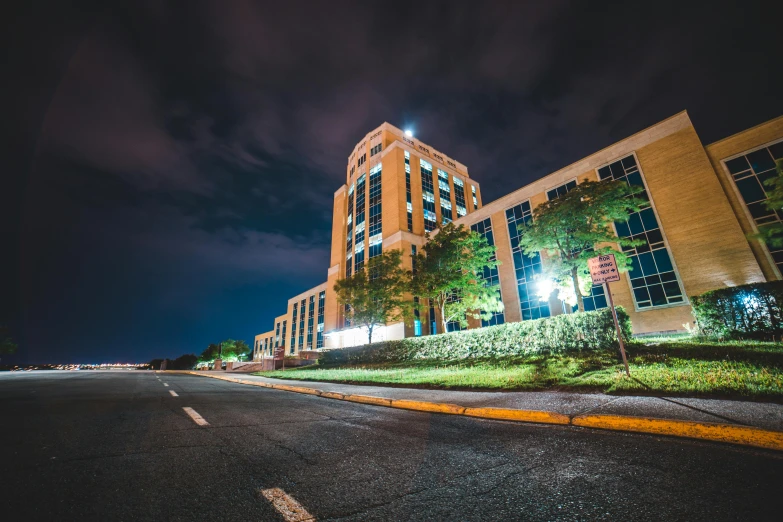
[1,371,781,521]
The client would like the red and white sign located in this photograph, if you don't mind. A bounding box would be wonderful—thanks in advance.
[587,254,621,285]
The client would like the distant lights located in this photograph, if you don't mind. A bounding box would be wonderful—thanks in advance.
[404,129,413,137]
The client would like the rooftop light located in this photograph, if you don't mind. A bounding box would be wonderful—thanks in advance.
[404,129,413,137]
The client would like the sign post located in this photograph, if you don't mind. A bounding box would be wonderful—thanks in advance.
[587,254,630,377]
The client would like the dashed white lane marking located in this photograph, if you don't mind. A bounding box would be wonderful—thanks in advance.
[169,390,179,397]
[182,407,209,426]
[163,383,169,387]
[260,488,315,522]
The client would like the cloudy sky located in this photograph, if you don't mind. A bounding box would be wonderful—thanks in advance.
[3,0,782,363]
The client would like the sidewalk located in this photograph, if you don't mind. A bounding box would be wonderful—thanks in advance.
[198,371,783,433]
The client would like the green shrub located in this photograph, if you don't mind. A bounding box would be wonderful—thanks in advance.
[321,307,631,365]
[691,281,783,340]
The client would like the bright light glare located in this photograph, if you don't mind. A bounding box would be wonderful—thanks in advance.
[536,279,555,302]
[404,129,413,137]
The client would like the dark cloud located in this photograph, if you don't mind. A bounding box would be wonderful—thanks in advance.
[3,0,782,362]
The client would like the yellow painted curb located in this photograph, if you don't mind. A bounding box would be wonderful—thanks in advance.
[319,391,346,400]
[463,407,571,425]
[391,399,465,415]
[572,414,783,452]
[272,384,320,396]
[169,371,783,452]
[345,394,393,407]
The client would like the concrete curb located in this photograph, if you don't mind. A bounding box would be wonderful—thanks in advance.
[165,371,783,452]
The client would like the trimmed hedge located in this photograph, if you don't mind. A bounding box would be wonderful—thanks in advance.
[691,281,783,339]
[321,307,632,365]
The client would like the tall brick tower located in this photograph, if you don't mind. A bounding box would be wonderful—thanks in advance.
[323,124,483,347]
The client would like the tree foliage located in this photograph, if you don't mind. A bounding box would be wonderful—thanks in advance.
[517,180,647,312]
[198,340,249,362]
[168,353,198,370]
[334,249,411,344]
[752,159,783,249]
[0,324,17,355]
[410,222,504,333]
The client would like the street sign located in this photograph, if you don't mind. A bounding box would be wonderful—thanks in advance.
[587,254,621,285]
[587,253,630,377]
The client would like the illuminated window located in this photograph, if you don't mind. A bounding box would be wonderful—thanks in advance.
[316,291,326,348]
[281,320,287,349]
[598,154,685,308]
[421,160,437,231]
[506,202,551,320]
[346,182,354,278]
[438,170,452,224]
[355,173,366,272]
[307,295,315,349]
[369,164,382,258]
[275,321,280,348]
[454,176,467,216]
[405,152,412,231]
[724,140,783,274]
[291,303,298,349]
[470,218,505,326]
[471,185,478,209]
[298,298,306,347]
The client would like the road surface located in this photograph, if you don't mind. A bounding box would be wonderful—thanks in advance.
[1,371,781,521]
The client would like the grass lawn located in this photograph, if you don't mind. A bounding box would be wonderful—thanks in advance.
[255,339,783,400]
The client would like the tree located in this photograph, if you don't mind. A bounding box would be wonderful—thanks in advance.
[517,180,647,312]
[752,159,783,248]
[198,343,221,362]
[168,354,198,370]
[0,325,18,361]
[410,222,504,333]
[198,340,250,362]
[334,249,411,344]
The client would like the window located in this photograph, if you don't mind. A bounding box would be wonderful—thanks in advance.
[470,218,505,326]
[598,154,685,308]
[547,180,576,200]
[316,291,325,348]
[471,185,478,209]
[346,182,354,278]
[357,154,366,167]
[421,160,437,231]
[405,152,413,231]
[454,176,467,216]
[298,298,306,348]
[369,164,382,258]
[370,143,382,156]
[281,320,287,349]
[306,295,315,349]
[725,140,783,274]
[291,303,298,349]
[275,322,280,348]
[506,202,551,320]
[429,300,437,335]
[438,170,452,224]
[355,173,366,272]
[413,247,422,336]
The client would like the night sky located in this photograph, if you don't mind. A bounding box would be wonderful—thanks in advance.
[3,1,782,363]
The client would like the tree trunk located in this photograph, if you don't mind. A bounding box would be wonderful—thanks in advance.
[571,266,585,313]
[439,298,448,335]
[367,324,373,345]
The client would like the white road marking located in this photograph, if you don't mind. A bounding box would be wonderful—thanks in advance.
[169,390,179,397]
[260,488,315,522]
[163,383,169,387]
[182,407,209,426]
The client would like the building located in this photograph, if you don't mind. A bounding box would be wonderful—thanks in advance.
[254,111,783,353]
